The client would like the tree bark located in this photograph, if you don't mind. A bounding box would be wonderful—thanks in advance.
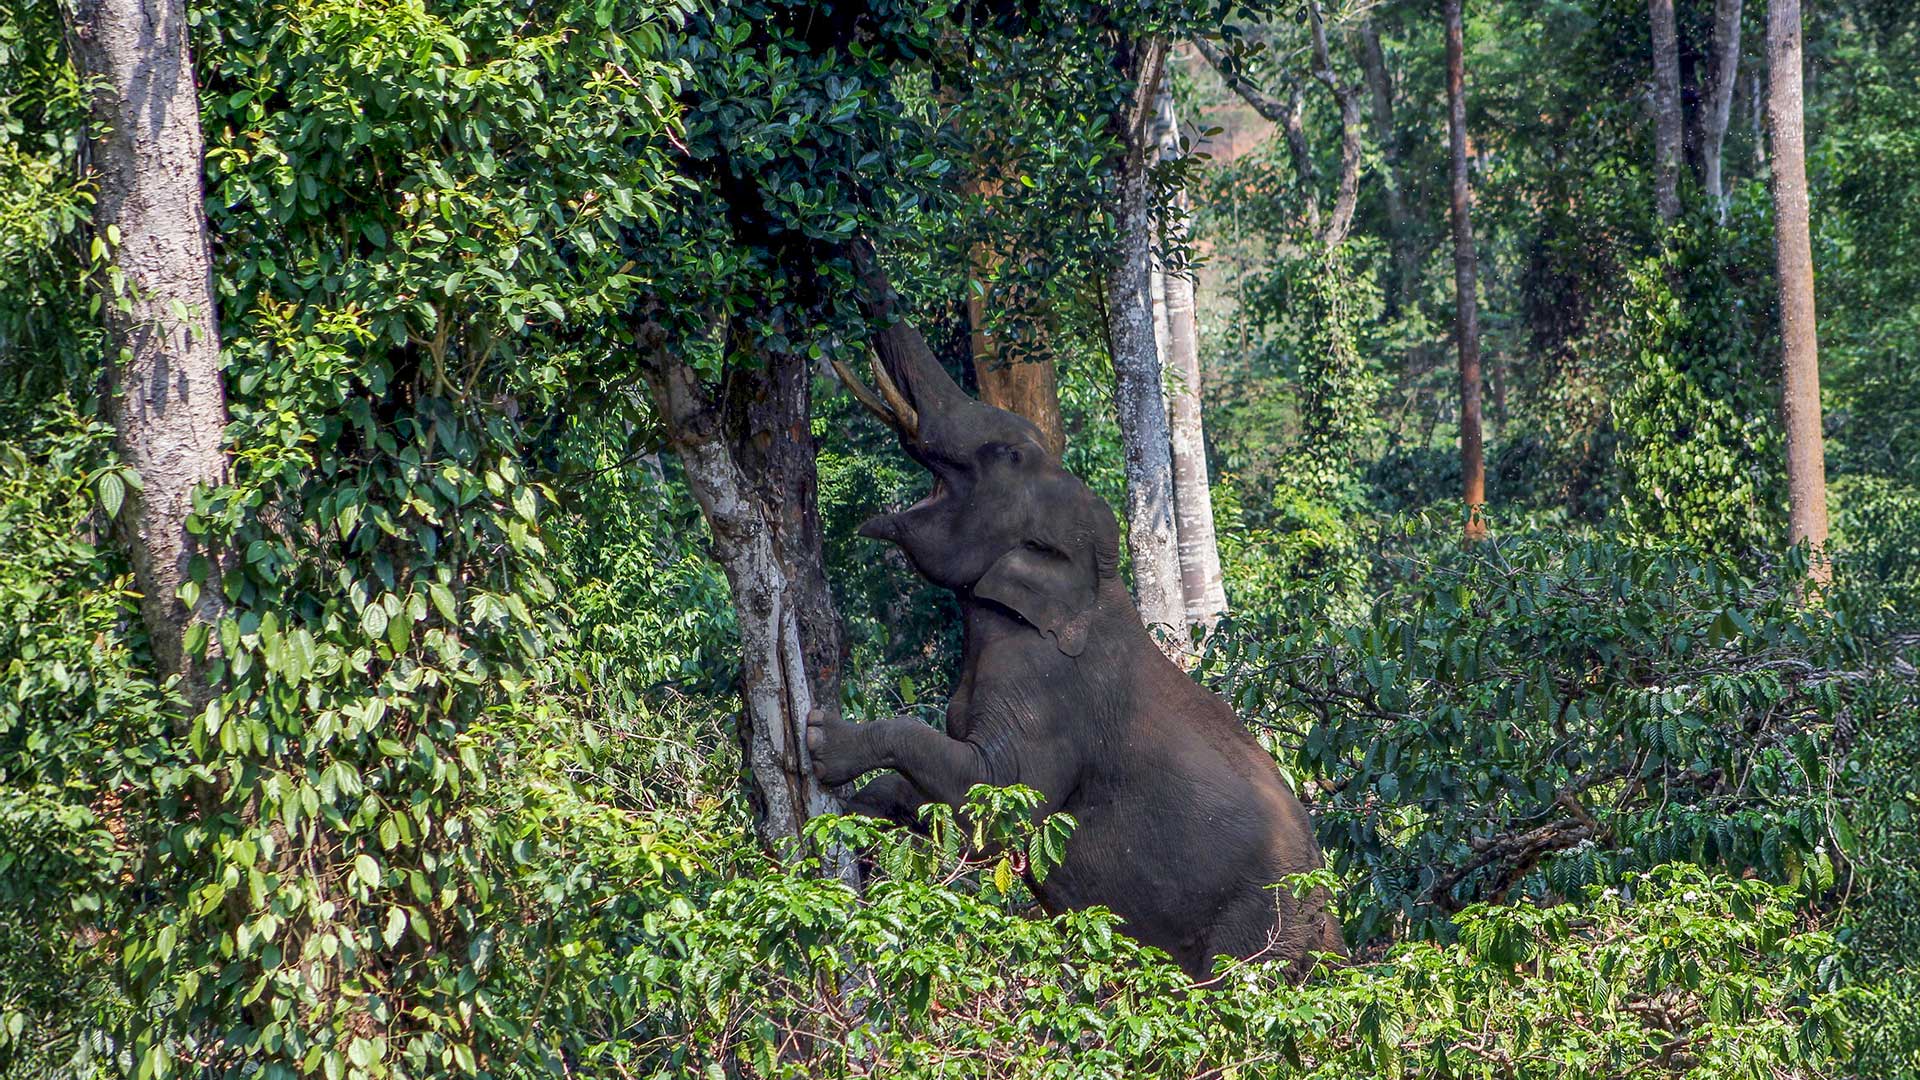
[1445,0,1488,542]
[1356,18,1419,313]
[965,178,1066,460]
[1151,82,1229,630]
[969,300,1066,460]
[63,0,231,705]
[642,325,854,877]
[1765,0,1830,581]
[1105,36,1185,640]
[1701,0,1744,220]
[1649,0,1686,226]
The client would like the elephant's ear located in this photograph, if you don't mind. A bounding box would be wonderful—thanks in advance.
[973,544,1096,657]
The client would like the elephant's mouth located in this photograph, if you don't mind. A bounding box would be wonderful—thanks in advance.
[906,475,950,512]
[858,474,953,543]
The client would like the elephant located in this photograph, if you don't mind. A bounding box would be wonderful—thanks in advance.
[805,243,1345,982]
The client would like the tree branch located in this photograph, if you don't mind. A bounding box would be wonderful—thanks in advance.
[1306,0,1364,247]
[1191,35,1291,124]
[1194,16,1362,250]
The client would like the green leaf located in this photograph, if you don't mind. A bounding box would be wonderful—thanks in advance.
[98,470,125,518]
[1831,810,1860,856]
[429,582,458,622]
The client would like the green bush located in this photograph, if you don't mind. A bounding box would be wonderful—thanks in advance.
[1612,211,1784,556]
[1831,473,1920,625]
[1203,519,1882,943]
[515,791,1855,1078]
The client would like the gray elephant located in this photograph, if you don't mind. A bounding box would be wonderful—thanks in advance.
[806,243,1344,982]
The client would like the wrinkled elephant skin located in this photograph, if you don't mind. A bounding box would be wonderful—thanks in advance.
[809,243,1345,981]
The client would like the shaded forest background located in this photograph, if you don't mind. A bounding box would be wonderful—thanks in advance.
[1,0,1917,1077]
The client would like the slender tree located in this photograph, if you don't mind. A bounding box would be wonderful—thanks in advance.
[63,0,231,704]
[1151,80,1229,629]
[1765,0,1831,580]
[1445,0,1488,541]
[1700,0,1745,220]
[1105,35,1186,639]
[1356,18,1419,312]
[1650,0,1686,225]
[1195,18,1361,251]
[1306,0,1363,249]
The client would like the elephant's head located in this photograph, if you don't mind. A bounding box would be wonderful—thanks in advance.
[842,243,1120,657]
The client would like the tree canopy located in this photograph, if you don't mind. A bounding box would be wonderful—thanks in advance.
[1,0,1916,1077]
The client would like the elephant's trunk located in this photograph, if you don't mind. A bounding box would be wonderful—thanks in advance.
[846,239,972,439]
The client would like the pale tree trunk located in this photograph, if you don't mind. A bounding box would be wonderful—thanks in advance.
[1356,18,1419,313]
[1151,82,1229,630]
[1765,0,1830,582]
[642,326,855,878]
[1650,0,1685,226]
[64,0,230,705]
[1701,0,1745,220]
[1150,236,1172,384]
[1445,0,1488,542]
[1106,36,1185,640]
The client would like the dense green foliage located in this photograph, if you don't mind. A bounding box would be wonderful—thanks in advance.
[1,0,1917,1078]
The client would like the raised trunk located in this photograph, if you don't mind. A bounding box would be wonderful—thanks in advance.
[1702,0,1745,220]
[63,0,231,704]
[1105,36,1185,640]
[1152,82,1229,630]
[1649,0,1686,226]
[1445,0,1488,542]
[643,329,854,876]
[1357,19,1419,313]
[1765,0,1830,582]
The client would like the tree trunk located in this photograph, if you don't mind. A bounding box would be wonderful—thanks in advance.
[1356,19,1419,313]
[1106,36,1185,640]
[642,328,854,877]
[1445,0,1488,542]
[1701,0,1745,220]
[1765,0,1830,581]
[1306,0,1363,250]
[1649,0,1686,226]
[965,179,1066,460]
[1151,82,1229,630]
[63,0,231,705]
[969,301,1066,460]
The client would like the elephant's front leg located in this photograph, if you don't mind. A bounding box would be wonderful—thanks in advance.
[807,709,995,807]
[843,772,931,829]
